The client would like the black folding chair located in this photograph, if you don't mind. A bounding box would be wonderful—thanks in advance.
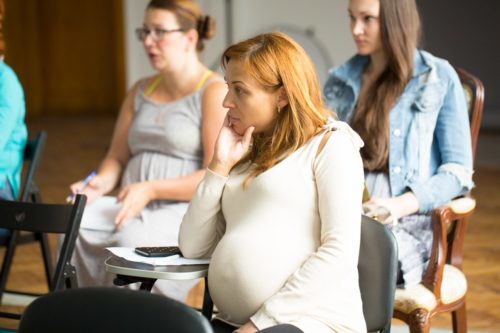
[0,194,86,320]
[18,287,213,333]
[0,131,50,303]
[359,215,399,333]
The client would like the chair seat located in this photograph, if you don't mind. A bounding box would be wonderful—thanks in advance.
[394,265,467,314]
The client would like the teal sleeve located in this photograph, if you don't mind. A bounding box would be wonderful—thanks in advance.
[0,64,25,150]
[0,62,27,196]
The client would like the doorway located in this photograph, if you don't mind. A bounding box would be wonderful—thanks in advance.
[3,0,125,118]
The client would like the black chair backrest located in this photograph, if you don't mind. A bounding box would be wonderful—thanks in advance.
[358,215,398,333]
[0,194,86,290]
[19,131,47,202]
[18,287,214,333]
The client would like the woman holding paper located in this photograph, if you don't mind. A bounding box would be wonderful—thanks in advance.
[69,0,226,302]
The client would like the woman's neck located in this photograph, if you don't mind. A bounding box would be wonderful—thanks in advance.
[158,57,206,99]
[366,51,388,79]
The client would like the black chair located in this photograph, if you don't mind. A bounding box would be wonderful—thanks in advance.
[0,194,86,320]
[19,131,47,203]
[18,287,214,333]
[0,131,51,303]
[359,214,399,333]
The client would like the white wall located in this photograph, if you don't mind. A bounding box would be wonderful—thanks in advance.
[123,0,153,89]
[123,0,355,89]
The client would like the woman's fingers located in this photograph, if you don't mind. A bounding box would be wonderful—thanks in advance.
[115,198,134,229]
[241,126,255,149]
[69,182,81,194]
[114,185,150,229]
[114,207,130,229]
[116,186,128,202]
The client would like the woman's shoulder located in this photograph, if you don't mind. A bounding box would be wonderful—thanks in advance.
[0,61,18,80]
[416,50,460,83]
[200,71,226,99]
[206,70,224,82]
[327,54,369,81]
[201,71,225,91]
[125,75,155,96]
[137,75,160,92]
[319,118,364,151]
[0,61,23,94]
[313,119,364,174]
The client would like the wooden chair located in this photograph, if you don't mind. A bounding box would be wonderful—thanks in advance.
[18,287,213,333]
[359,215,399,333]
[392,67,485,333]
[0,194,86,320]
[0,131,52,303]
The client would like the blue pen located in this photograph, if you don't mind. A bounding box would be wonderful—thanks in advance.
[66,171,97,202]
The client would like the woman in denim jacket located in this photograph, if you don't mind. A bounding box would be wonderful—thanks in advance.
[324,0,473,287]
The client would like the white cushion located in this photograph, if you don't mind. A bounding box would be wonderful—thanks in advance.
[394,265,467,314]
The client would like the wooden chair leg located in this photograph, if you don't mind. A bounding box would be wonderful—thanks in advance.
[452,301,467,333]
[408,309,431,333]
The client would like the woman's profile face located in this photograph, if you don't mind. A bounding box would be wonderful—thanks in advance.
[223,59,281,136]
[141,8,190,72]
[348,0,382,56]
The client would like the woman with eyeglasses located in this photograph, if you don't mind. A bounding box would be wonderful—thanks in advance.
[69,0,226,301]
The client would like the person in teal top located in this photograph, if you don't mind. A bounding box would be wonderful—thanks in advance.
[0,59,27,202]
[0,0,27,201]
[0,0,28,241]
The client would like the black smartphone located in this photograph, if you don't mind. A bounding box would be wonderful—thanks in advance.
[134,246,182,257]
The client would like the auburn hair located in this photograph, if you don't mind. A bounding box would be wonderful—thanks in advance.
[221,32,331,184]
[350,0,421,171]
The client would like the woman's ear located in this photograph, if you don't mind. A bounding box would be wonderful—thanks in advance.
[185,28,199,51]
[277,86,289,109]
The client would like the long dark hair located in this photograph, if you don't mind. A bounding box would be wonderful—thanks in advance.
[351,0,421,171]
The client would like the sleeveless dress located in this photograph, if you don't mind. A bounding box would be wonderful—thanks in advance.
[72,73,219,301]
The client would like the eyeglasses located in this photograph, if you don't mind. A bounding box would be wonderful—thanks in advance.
[135,27,186,42]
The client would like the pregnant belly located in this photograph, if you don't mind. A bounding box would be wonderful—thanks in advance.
[207,232,310,324]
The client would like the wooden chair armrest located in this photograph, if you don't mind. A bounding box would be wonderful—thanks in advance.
[422,197,476,297]
[441,197,476,215]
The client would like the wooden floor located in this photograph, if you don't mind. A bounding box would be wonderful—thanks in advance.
[1,114,499,331]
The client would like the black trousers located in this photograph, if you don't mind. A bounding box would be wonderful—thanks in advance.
[211,319,303,333]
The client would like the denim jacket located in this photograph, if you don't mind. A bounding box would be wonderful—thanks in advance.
[324,50,473,213]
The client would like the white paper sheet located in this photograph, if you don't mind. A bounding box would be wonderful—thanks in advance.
[80,196,121,231]
[106,247,211,266]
